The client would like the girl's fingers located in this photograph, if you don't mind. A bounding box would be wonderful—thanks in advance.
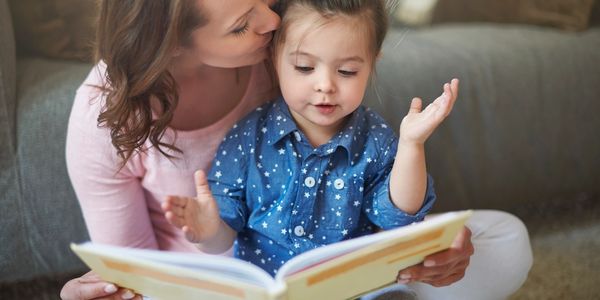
[409,97,423,114]
[447,78,460,112]
[194,170,213,198]
[165,200,187,217]
[164,195,187,209]
[165,211,186,228]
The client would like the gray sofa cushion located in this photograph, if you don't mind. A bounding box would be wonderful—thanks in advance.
[366,24,600,211]
[2,58,92,282]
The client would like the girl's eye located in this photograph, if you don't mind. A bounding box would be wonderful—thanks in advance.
[294,66,314,73]
[338,70,358,76]
[232,22,249,36]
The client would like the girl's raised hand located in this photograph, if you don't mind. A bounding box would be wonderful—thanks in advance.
[399,79,459,145]
[162,170,222,243]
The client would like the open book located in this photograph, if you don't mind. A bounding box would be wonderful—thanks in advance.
[71,210,472,300]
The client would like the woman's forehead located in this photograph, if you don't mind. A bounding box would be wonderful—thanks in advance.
[198,0,255,28]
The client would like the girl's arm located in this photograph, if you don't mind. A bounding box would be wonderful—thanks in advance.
[389,79,459,213]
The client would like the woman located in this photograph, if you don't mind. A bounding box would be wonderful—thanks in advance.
[61,1,531,299]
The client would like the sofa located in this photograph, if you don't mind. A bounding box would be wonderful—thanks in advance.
[1,0,599,299]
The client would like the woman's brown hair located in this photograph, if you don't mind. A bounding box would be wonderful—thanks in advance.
[95,0,205,166]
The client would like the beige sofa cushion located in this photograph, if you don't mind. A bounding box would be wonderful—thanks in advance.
[393,0,598,31]
[9,0,97,61]
[431,0,597,31]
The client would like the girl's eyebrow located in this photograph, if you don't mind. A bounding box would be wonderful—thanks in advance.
[227,7,254,31]
[289,51,365,63]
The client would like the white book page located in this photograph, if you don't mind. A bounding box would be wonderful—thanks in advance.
[80,243,276,288]
[275,211,466,281]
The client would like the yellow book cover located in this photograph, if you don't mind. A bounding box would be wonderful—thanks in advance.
[71,210,472,300]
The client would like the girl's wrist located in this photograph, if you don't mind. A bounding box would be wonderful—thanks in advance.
[397,139,425,151]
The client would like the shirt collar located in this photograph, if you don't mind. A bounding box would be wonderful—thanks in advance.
[266,97,367,162]
[265,97,300,146]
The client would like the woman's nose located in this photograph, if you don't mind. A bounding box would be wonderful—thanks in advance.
[256,3,281,35]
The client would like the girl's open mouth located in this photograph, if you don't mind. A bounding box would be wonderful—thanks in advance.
[315,104,336,114]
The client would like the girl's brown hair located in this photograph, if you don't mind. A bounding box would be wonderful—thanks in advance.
[272,0,389,66]
[95,0,205,166]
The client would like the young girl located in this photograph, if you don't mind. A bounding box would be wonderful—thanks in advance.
[163,0,458,277]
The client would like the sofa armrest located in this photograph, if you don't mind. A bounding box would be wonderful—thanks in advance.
[0,0,24,283]
[0,0,16,141]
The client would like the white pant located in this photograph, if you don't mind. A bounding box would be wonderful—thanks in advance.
[363,210,533,300]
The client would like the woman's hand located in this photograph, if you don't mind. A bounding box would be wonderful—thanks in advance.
[396,226,474,287]
[399,79,459,146]
[60,271,142,300]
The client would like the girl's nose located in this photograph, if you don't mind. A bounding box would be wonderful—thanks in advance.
[314,71,335,94]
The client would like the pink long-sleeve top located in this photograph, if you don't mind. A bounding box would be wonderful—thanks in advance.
[66,62,275,253]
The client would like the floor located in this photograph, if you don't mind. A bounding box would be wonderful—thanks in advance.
[510,193,600,300]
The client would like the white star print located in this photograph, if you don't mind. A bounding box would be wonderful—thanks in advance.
[278,148,285,155]
[335,194,341,200]
[342,229,348,236]
[262,222,268,228]
[215,171,222,178]
[261,127,267,133]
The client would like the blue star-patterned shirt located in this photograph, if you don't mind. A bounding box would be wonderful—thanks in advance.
[208,96,436,276]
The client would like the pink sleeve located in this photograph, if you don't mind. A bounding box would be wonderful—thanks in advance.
[65,69,158,249]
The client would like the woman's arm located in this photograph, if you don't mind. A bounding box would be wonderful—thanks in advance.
[66,86,159,249]
[62,81,157,300]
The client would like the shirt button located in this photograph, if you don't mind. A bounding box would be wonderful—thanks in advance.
[334,178,345,190]
[294,225,305,236]
[304,177,316,188]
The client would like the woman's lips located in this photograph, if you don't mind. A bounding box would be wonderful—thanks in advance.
[315,104,336,114]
